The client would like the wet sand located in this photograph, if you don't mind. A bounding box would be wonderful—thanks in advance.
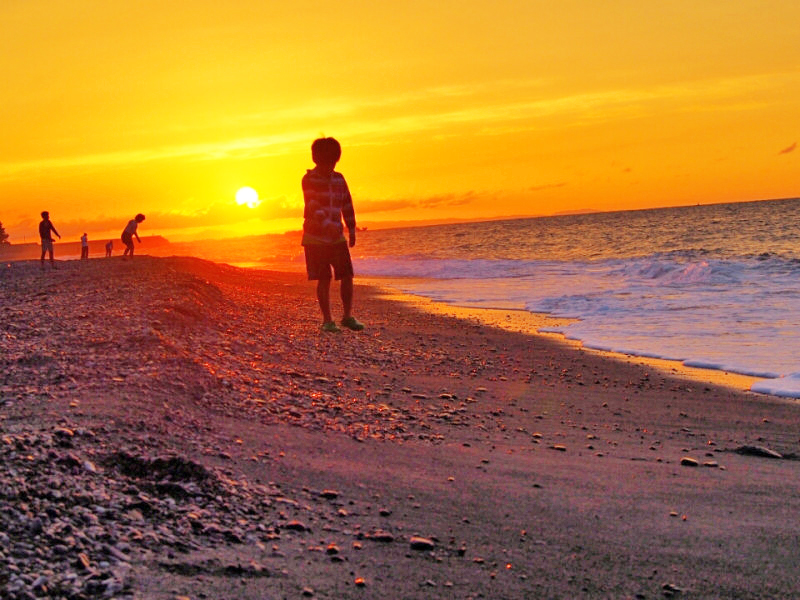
[1,256,799,599]
[374,288,761,394]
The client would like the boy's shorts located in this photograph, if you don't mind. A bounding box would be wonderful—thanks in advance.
[40,239,53,253]
[304,242,354,281]
[121,232,134,250]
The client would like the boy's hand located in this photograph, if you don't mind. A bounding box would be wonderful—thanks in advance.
[349,231,356,247]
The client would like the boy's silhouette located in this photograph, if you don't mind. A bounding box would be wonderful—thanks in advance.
[301,137,364,332]
[121,214,145,258]
[38,211,61,268]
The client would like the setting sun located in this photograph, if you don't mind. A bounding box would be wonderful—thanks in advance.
[235,187,261,209]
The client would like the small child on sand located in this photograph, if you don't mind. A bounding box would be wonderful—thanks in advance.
[301,137,364,333]
[38,211,61,268]
[121,214,145,259]
[80,233,89,259]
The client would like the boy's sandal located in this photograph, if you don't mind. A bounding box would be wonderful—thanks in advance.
[340,316,365,331]
[321,321,342,333]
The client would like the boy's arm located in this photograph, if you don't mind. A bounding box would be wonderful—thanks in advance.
[341,181,356,247]
[51,224,61,239]
[135,232,141,243]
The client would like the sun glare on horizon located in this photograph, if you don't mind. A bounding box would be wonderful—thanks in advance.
[235,186,261,209]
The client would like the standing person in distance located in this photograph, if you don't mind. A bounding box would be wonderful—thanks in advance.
[80,232,89,260]
[301,137,364,333]
[121,214,145,259]
[39,211,61,269]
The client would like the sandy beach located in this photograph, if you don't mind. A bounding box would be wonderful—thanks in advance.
[2,256,799,599]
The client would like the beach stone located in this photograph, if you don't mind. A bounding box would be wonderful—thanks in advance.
[75,552,92,571]
[409,536,435,551]
[326,543,340,555]
[53,427,75,440]
[662,582,684,596]
[680,457,698,467]
[735,445,783,459]
[368,530,395,543]
[284,520,309,532]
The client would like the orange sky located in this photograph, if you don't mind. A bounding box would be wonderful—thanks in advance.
[2,1,798,243]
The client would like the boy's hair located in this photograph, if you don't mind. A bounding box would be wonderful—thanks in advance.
[135,213,146,222]
[311,137,342,165]
[41,211,49,218]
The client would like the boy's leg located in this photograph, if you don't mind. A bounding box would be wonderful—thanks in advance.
[339,277,364,330]
[316,278,333,323]
[340,276,353,320]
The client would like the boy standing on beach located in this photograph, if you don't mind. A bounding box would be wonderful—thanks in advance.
[301,137,364,333]
[38,211,61,268]
[80,233,89,259]
[121,214,145,259]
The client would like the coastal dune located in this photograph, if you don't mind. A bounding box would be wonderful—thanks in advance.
[1,256,799,599]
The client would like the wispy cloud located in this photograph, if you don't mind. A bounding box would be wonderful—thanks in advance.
[357,199,415,214]
[528,182,567,192]
[0,132,310,181]
[3,71,797,182]
[418,192,476,209]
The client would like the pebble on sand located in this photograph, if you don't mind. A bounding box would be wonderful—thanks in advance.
[735,445,783,459]
[285,520,309,532]
[409,536,436,551]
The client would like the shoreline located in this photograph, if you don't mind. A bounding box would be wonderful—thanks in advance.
[367,280,763,397]
[2,256,800,599]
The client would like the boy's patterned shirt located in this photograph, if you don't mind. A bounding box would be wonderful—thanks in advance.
[301,168,356,245]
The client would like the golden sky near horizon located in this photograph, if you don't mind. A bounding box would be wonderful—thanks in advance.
[2,0,799,242]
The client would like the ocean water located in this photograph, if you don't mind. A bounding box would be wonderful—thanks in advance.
[217,198,800,399]
[346,198,800,399]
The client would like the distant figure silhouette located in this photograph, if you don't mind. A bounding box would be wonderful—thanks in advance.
[80,233,89,259]
[105,239,113,257]
[121,214,145,259]
[301,137,364,333]
[38,211,61,269]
